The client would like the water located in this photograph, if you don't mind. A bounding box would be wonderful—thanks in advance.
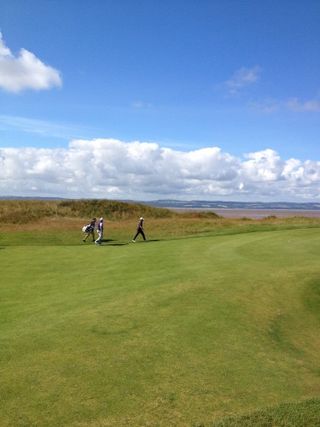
[172,207,320,219]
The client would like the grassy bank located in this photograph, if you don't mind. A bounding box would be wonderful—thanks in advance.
[0,199,175,223]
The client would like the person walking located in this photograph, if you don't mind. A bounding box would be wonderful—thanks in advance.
[82,217,96,242]
[95,217,104,245]
[132,217,146,242]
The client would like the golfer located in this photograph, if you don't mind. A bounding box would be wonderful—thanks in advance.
[83,217,96,242]
[132,217,146,242]
[95,217,104,245]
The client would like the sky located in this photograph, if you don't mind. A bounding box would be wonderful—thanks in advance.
[0,0,319,202]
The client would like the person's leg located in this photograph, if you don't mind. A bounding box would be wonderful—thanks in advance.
[132,230,139,241]
[140,229,146,240]
[95,230,102,244]
[133,229,146,241]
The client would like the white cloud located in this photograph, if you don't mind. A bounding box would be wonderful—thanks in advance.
[286,98,320,112]
[226,66,261,95]
[0,33,62,93]
[249,99,280,113]
[0,138,319,201]
[242,149,282,182]
[250,97,320,114]
[132,101,153,109]
[0,114,91,140]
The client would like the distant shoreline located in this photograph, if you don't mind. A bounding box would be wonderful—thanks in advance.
[170,207,320,219]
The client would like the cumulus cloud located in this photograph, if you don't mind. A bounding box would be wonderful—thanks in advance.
[0,33,62,93]
[0,138,319,201]
[225,66,261,95]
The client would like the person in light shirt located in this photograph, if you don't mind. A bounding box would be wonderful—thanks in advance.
[95,217,104,245]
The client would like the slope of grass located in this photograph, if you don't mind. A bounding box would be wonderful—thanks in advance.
[1,226,320,426]
[210,398,320,426]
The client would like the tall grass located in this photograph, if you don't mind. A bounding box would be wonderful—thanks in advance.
[0,199,175,223]
[59,199,175,220]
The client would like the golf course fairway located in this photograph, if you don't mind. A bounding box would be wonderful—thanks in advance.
[1,227,320,426]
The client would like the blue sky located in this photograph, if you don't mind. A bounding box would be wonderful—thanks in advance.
[0,0,319,201]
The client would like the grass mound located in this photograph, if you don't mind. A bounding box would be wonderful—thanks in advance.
[209,398,320,426]
[59,199,176,220]
[0,199,175,223]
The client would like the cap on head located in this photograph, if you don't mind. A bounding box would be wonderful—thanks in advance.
[140,217,144,220]
[100,217,103,221]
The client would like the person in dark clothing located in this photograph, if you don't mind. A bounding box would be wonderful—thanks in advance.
[83,217,96,242]
[132,217,146,242]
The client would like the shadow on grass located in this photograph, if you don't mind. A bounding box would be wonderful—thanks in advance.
[208,398,320,427]
[103,239,160,246]
[303,277,320,321]
[99,238,128,246]
[105,242,129,246]
[132,239,160,243]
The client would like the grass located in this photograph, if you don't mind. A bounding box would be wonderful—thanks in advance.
[210,398,320,426]
[0,199,175,223]
[0,201,320,425]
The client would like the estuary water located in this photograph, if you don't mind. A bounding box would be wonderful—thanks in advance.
[172,208,320,219]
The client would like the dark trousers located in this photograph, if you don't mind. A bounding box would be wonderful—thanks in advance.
[83,230,95,241]
[133,228,146,240]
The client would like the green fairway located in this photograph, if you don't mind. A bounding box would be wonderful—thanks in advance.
[1,227,320,426]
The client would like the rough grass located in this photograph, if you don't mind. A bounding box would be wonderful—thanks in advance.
[0,199,176,223]
[1,199,320,245]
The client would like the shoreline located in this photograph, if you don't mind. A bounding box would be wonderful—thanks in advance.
[170,207,320,219]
